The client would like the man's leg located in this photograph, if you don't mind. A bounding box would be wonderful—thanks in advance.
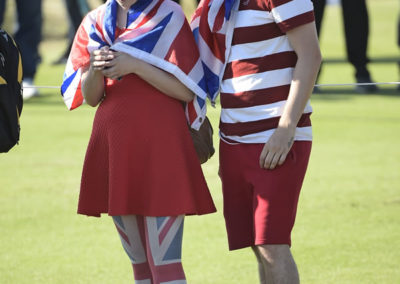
[0,0,6,26]
[15,0,42,79]
[311,0,327,36]
[252,246,269,284]
[310,0,326,92]
[15,0,42,99]
[341,0,377,92]
[256,244,299,284]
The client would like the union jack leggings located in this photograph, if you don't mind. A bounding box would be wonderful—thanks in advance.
[112,215,186,284]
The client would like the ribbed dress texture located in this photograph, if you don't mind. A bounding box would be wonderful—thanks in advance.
[77,73,216,217]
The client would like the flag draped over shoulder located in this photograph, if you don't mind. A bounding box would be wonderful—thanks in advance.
[190,0,237,104]
[61,0,208,129]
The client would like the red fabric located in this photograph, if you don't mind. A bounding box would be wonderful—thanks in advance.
[220,85,291,109]
[77,74,216,217]
[219,113,311,137]
[219,140,311,250]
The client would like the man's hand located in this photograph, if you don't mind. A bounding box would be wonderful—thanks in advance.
[259,127,295,170]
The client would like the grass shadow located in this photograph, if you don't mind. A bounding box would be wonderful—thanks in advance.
[311,87,400,100]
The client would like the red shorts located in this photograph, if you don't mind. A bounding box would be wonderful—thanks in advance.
[219,140,312,250]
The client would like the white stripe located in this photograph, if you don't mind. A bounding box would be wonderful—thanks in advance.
[198,35,224,75]
[115,25,155,43]
[221,67,293,93]
[146,216,184,266]
[271,0,313,24]
[152,6,184,58]
[161,281,187,284]
[221,101,312,123]
[63,68,82,110]
[234,10,274,28]
[157,216,184,265]
[121,216,147,264]
[128,0,159,29]
[207,0,225,30]
[188,59,205,84]
[220,126,313,143]
[114,1,171,45]
[221,101,285,123]
[83,13,108,48]
[157,217,169,233]
[228,35,292,62]
[189,16,200,30]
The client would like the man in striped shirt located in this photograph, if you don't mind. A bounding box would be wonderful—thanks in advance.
[216,0,321,283]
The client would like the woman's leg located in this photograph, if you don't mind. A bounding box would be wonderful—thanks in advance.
[144,216,186,284]
[112,215,153,283]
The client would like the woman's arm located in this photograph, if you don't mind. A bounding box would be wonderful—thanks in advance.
[259,22,322,170]
[101,51,195,102]
[81,47,114,107]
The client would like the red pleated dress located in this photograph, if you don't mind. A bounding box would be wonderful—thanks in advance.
[77,72,216,217]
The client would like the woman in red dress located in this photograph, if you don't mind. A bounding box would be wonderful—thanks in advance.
[67,0,216,282]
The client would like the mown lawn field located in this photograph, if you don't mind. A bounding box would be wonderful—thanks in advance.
[1,0,399,283]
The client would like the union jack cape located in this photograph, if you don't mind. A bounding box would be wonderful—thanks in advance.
[189,0,238,104]
[61,0,210,129]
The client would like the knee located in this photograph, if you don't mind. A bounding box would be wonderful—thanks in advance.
[256,244,291,265]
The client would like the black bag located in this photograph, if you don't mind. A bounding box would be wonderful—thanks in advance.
[0,28,23,153]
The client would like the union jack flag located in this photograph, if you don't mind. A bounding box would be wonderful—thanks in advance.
[113,215,186,283]
[189,0,237,104]
[61,0,209,129]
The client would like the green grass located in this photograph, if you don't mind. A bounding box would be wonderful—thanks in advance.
[1,0,400,283]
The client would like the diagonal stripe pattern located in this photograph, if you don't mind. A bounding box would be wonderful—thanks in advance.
[113,215,186,284]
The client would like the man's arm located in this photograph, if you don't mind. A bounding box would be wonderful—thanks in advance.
[259,22,321,170]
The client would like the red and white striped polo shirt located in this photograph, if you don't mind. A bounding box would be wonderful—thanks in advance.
[219,0,315,144]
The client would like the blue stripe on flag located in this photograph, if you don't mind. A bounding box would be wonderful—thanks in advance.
[162,221,184,261]
[122,244,136,263]
[192,27,199,44]
[197,75,207,94]
[90,24,108,46]
[123,12,173,53]
[112,216,125,230]
[127,0,153,26]
[202,63,220,101]
[225,0,235,20]
[104,0,117,42]
[61,69,78,96]
[156,217,167,230]
[196,93,205,108]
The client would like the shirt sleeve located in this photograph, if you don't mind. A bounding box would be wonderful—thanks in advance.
[267,0,315,33]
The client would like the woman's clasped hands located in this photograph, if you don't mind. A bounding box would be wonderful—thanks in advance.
[90,46,139,80]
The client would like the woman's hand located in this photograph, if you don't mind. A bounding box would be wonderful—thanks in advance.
[81,46,113,107]
[100,49,194,102]
[101,51,138,80]
[259,126,295,170]
[90,46,115,71]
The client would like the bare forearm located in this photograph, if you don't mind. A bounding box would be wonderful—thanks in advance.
[279,54,321,130]
[101,50,195,102]
[82,67,105,107]
[134,60,195,102]
[279,23,322,131]
[259,22,321,170]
